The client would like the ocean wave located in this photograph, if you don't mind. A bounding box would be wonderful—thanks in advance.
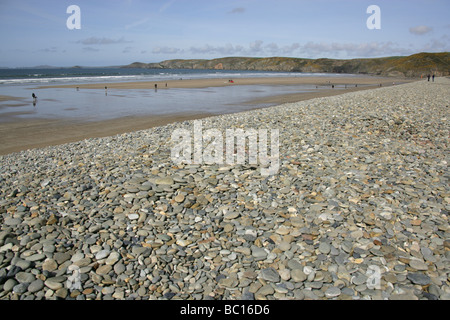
[0,69,359,85]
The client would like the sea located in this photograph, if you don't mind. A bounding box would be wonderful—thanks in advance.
[0,68,362,122]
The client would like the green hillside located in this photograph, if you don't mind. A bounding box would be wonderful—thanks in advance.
[122,52,450,78]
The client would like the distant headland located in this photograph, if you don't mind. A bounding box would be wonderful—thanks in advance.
[122,52,450,78]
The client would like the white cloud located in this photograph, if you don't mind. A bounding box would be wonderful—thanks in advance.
[77,37,132,45]
[420,35,450,52]
[152,46,184,54]
[152,40,435,60]
[299,41,412,58]
[409,25,433,35]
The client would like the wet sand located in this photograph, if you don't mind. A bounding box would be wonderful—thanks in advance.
[38,76,406,90]
[1,76,415,155]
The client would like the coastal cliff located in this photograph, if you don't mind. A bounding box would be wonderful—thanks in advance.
[123,52,450,78]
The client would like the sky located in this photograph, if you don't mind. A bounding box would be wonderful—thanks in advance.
[0,0,449,67]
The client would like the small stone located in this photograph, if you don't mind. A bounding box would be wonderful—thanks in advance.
[219,277,237,288]
[3,279,18,293]
[44,279,63,291]
[251,246,267,260]
[105,251,120,265]
[28,279,44,293]
[42,258,58,271]
[260,267,280,283]
[128,213,139,220]
[96,265,112,275]
[255,284,274,299]
[55,287,68,299]
[13,283,28,294]
[224,211,240,220]
[114,263,126,275]
[223,224,234,233]
[325,287,341,298]
[319,242,331,254]
[15,271,35,284]
[409,260,428,271]
[54,252,71,264]
[175,194,185,202]
[351,273,367,285]
[407,273,431,285]
[5,218,22,226]
[95,249,110,260]
[291,269,307,282]
[155,177,174,185]
[176,239,192,247]
[26,253,46,262]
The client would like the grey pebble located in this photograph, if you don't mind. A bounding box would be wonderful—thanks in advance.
[407,273,431,285]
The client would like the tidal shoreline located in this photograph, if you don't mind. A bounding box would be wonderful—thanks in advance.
[0,75,413,155]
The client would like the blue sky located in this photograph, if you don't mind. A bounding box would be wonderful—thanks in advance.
[0,0,449,67]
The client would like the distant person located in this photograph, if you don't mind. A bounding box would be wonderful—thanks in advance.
[427,74,431,81]
[32,93,37,106]
[432,74,435,82]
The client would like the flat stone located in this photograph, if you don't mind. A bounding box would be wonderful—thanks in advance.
[255,284,274,298]
[15,271,35,284]
[114,263,126,275]
[28,279,44,293]
[409,260,428,271]
[42,258,58,271]
[95,249,111,260]
[251,246,267,260]
[407,273,431,285]
[351,273,367,285]
[54,252,71,264]
[5,218,22,226]
[224,211,240,220]
[319,242,331,254]
[128,213,139,220]
[3,279,17,293]
[105,251,120,265]
[291,269,307,282]
[45,279,63,290]
[325,287,341,298]
[260,267,280,283]
[26,253,46,262]
[154,177,174,185]
[175,194,185,202]
[13,283,28,294]
[176,239,192,247]
[96,265,112,275]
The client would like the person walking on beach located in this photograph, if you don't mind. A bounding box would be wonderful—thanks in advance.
[32,93,37,106]
[432,74,435,82]
[427,74,431,81]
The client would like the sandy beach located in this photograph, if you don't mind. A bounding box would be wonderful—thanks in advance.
[38,75,405,90]
[0,76,413,155]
